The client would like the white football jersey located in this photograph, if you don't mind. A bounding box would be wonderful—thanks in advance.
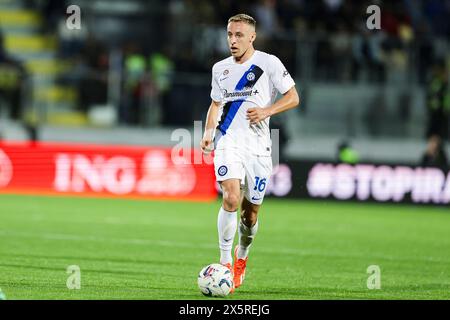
[210,50,295,156]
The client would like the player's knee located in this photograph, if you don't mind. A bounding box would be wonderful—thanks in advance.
[223,192,240,212]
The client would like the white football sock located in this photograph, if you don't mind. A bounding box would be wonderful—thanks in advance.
[217,206,237,265]
[237,219,259,259]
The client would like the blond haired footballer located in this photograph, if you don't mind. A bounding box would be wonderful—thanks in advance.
[200,14,300,292]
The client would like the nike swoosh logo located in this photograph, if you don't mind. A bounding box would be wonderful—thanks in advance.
[219,77,228,81]
[251,196,261,201]
[224,238,232,242]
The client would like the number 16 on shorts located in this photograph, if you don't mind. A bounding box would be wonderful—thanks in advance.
[253,176,267,192]
[249,176,268,204]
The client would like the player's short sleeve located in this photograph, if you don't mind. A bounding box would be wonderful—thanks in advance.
[210,65,222,102]
[269,54,295,94]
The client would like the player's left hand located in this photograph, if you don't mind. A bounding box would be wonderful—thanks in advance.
[246,108,270,124]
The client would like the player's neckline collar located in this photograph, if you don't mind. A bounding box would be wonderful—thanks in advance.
[232,50,258,65]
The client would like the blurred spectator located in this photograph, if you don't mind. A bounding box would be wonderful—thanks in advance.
[415,21,435,84]
[313,22,333,81]
[351,23,386,83]
[43,0,67,34]
[323,0,343,12]
[275,0,302,32]
[78,34,109,113]
[167,0,196,56]
[425,59,450,140]
[329,22,352,81]
[57,15,89,58]
[251,0,280,44]
[150,48,175,125]
[24,0,67,34]
[423,0,450,37]
[421,134,448,171]
[322,0,343,31]
[120,43,146,125]
[0,31,26,121]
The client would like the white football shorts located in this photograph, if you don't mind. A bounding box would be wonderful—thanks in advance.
[213,148,273,205]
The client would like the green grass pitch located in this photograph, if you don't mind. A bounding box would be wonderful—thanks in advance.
[0,194,449,300]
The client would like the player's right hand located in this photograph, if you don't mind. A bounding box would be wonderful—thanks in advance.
[200,137,214,155]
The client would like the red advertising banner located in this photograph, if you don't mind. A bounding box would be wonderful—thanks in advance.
[0,141,217,201]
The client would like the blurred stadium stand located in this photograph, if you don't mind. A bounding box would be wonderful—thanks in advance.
[0,0,449,164]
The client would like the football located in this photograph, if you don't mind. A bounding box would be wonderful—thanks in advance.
[197,263,233,297]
